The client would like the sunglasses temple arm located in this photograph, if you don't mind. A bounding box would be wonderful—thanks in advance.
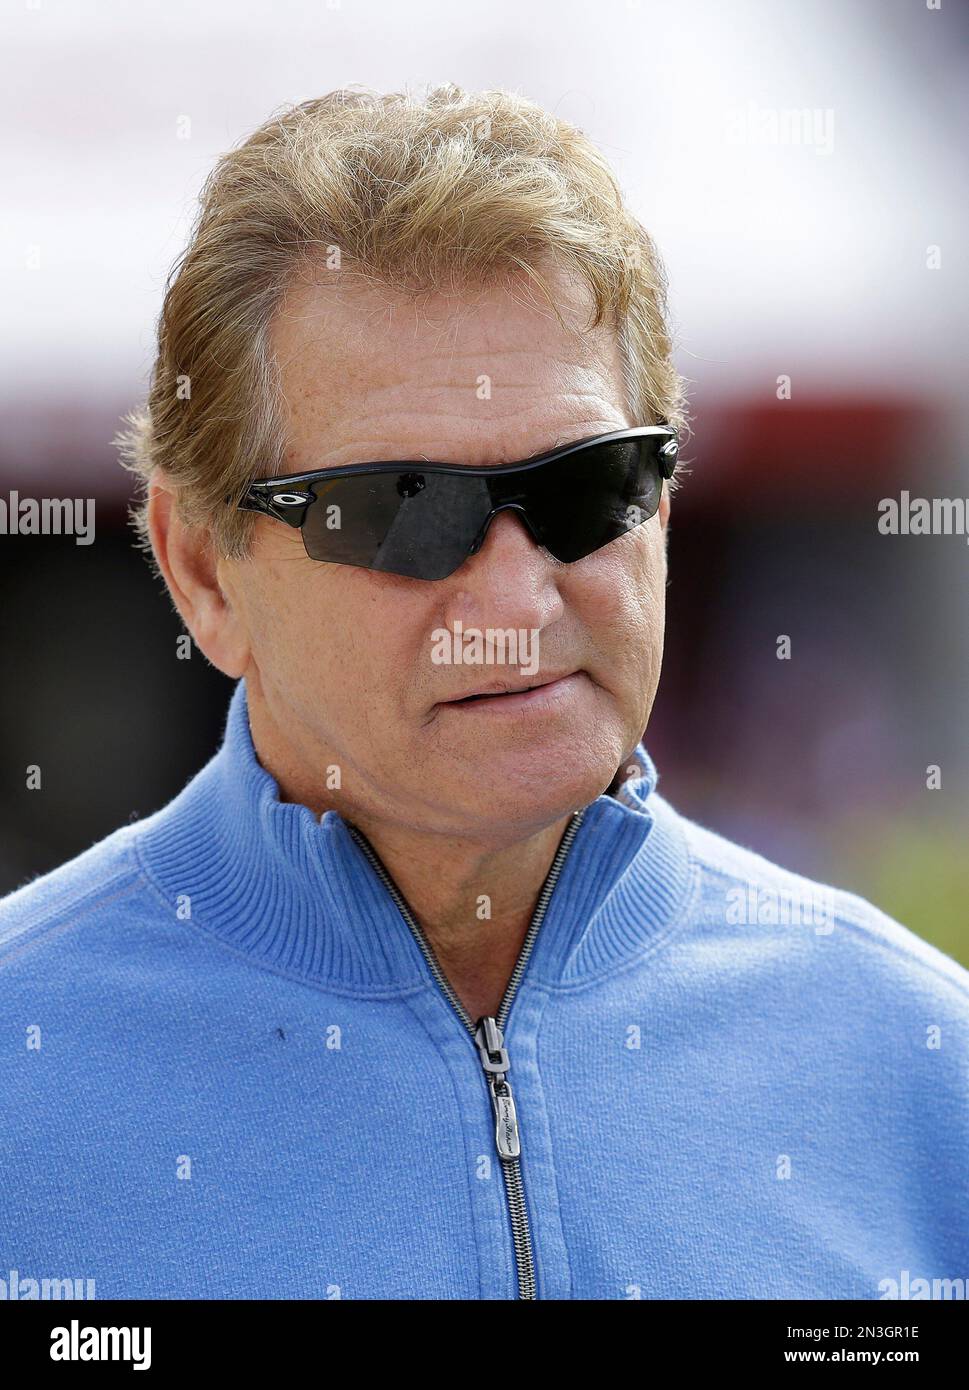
[235,491,271,515]
[656,427,679,480]
[229,485,309,526]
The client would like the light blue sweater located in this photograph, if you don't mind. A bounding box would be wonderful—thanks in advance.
[1,678,967,1300]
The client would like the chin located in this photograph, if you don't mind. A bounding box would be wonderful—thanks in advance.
[452,743,621,822]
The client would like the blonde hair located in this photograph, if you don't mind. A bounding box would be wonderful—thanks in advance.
[114,83,691,560]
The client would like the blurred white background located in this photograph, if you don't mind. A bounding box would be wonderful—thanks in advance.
[2,0,967,480]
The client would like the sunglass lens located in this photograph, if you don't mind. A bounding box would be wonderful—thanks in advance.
[295,434,667,580]
[300,470,485,580]
[515,435,664,563]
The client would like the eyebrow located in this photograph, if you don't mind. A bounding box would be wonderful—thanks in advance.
[418,430,601,467]
[332,428,611,472]
[519,433,589,461]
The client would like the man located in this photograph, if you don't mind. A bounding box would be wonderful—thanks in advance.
[2,85,967,1302]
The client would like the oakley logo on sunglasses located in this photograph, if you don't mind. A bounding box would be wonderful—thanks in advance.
[233,425,678,581]
[271,491,314,507]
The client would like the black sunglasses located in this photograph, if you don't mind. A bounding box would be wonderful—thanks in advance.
[230,425,678,582]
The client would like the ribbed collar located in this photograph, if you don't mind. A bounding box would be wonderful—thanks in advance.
[134,679,693,994]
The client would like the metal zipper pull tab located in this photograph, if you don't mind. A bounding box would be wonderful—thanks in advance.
[489,1077,521,1159]
[474,1016,521,1159]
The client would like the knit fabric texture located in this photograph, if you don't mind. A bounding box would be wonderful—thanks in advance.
[1,678,967,1300]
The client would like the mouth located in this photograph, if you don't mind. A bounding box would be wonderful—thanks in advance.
[449,681,548,704]
[437,670,587,714]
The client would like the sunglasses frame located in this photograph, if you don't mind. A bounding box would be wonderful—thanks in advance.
[231,424,679,528]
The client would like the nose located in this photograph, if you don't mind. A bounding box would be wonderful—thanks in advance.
[441,505,564,634]
[467,503,544,558]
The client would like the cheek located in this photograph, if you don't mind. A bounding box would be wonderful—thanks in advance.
[253,562,433,724]
[565,524,666,637]
[246,585,327,701]
[232,550,352,705]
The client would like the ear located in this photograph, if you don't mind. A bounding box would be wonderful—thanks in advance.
[146,472,250,678]
[659,486,672,530]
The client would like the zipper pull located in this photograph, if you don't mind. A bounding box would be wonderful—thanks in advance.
[474,1016,521,1159]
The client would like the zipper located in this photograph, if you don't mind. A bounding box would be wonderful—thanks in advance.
[346,807,585,1300]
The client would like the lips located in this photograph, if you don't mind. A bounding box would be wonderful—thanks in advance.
[434,671,588,717]
[444,673,573,703]
[450,682,544,704]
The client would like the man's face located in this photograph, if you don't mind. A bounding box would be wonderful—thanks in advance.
[218,264,670,840]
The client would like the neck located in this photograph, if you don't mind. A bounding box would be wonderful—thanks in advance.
[247,682,580,1021]
[342,808,575,1021]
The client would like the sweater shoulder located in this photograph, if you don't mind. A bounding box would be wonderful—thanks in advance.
[666,799,969,1010]
[0,823,148,968]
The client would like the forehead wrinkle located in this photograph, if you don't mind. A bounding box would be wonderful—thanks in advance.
[277,265,602,371]
[273,277,630,469]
